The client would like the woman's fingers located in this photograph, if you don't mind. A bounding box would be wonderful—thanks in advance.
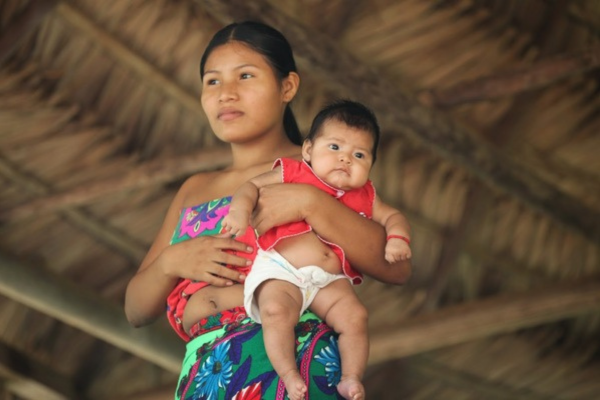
[215,232,250,246]
[197,258,247,287]
[202,269,236,287]
[174,234,253,283]
[212,262,247,282]
[201,235,252,282]
[212,233,252,252]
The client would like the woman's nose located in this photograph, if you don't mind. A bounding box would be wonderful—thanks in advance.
[219,82,238,102]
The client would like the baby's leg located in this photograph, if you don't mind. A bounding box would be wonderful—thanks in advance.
[256,279,306,400]
[310,279,368,400]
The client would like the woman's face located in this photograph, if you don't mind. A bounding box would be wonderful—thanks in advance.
[201,42,293,145]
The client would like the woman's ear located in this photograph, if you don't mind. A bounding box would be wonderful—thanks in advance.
[282,72,300,103]
[301,139,312,162]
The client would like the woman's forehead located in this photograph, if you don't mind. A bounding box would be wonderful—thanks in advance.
[203,42,269,72]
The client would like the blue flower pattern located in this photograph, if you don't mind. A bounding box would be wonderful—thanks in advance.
[194,341,233,400]
[315,336,342,387]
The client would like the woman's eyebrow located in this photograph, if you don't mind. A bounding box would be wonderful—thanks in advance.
[234,63,259,70]
[204,63,260,76]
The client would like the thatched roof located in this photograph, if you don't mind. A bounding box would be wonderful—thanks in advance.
[1,0,599,399]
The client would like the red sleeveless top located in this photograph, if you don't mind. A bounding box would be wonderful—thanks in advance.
[258,158,375,285]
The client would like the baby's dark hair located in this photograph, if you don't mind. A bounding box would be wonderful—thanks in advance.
[306,99,380,163]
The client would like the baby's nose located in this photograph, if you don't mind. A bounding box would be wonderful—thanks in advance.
[339,154,350,163]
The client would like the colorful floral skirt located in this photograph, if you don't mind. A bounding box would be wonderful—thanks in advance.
[176,311,343,400]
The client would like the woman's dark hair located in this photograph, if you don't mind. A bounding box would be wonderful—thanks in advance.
[200,21,302,145]
[306,99,381,163]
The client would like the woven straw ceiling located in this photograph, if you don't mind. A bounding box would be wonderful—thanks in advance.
[1,0,599,399]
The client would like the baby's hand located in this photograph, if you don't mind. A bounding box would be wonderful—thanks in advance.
[385,238,412,263]
[221,208,250,237]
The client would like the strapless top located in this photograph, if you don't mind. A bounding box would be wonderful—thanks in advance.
[165,196,256,341]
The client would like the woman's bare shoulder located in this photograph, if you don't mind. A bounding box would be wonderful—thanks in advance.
[177,149,303,204]
[181,171,221,188]
[177,171,228,206]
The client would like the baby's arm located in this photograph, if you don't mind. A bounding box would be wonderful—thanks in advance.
[372,195,412,263]
[222,167,282,236]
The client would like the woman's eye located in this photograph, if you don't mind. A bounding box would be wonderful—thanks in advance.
[204,78,218,86]
[241,73,253,79]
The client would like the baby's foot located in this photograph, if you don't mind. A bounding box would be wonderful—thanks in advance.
[337,376,365,400]
[281,369,307,400]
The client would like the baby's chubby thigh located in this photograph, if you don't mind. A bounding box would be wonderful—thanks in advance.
[309,277,363,335]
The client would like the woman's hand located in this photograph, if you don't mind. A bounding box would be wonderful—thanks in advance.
[251,183,317,234]
[163,233,253,286]
[125,232,253,327]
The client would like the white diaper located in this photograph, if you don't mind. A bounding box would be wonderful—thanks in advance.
[243,248,348,323]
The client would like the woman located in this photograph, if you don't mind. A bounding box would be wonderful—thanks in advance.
[124,21,411,400]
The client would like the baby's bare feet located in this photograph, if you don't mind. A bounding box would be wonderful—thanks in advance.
[281,369,307,400]
[337,376,365,400]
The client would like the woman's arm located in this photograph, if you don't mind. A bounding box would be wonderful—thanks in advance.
[252,183,412,285]
[124,176,253,327]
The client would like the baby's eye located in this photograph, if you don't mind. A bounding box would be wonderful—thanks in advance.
[354,152,364,159]
[328,144,339,150]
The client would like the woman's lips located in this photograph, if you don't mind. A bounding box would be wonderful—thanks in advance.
[218,109,243,121]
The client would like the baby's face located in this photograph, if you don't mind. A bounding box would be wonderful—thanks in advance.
[302,120,374,191]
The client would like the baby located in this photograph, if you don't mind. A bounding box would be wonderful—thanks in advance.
[222,100,411,400]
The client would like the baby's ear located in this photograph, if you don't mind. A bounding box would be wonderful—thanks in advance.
[301,139,313,162]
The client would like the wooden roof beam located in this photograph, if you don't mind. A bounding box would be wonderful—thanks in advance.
[0,252,183,374]
[0,154,147,262]
[1,251,599,373]
[0,147,232,221]
[200,0,600,243]
[368,279,600,365]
